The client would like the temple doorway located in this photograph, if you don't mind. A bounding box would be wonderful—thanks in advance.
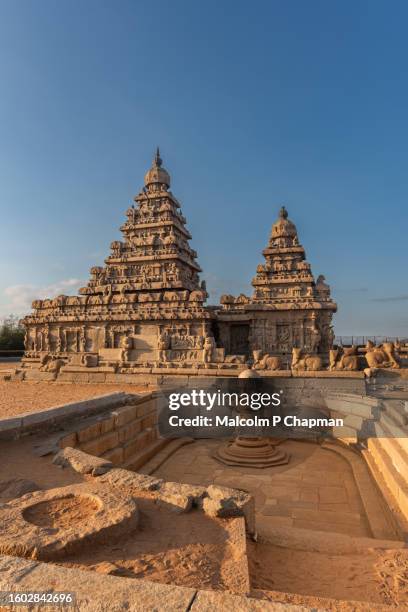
[230,324,250,356]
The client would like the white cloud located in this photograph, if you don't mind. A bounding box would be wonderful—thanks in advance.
[0,278,84,318]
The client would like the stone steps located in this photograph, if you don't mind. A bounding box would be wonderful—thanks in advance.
[253,587,392,611]
[258,521,406,554]
[376,414,408,467]
[321,441,401,540]
[382,399,408,427]
[122,438,170,472]
[139,437,195,475]
[366,435,408,528]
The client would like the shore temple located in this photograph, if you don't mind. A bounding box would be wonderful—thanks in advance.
[22,149,337,371]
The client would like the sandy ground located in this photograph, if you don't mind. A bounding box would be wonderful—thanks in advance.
[60,498,242,592]
[0,435,83,491]
[0,362,20,370]
[248,541,408,608]
[0,380,149,417]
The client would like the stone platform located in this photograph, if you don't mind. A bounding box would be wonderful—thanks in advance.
[150,438,403,541]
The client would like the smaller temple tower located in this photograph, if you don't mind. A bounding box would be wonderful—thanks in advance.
[252,206,317,303]
[218,207,337,361]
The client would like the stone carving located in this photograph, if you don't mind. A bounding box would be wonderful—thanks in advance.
[80,354,98,367]
[308,314,321,353]
[329,346,359,371]
[120,335,133,362]
[203,334,215,363]
[39,355,65,373]
[158,330,170,363]
[253,351,281,371]
[189,289,207,302]
[364,341,400,369]
[79,328,87,352]
[291,347,322,371]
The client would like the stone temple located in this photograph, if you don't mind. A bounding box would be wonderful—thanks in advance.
[22,149,337,375]
[216,205,337,365]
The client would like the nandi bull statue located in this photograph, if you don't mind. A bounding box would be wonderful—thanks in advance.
[291,347,322,371]
[252,350,281,371]
[364,340,400,369]
[329,346,360,371]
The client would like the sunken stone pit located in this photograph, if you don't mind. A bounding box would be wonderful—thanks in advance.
[0,381,408,609]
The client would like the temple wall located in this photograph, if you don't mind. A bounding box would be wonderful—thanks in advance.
[217,307,335,360]
[59,395,161,470]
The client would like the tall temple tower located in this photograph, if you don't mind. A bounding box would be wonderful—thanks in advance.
[87,148,204,298]
[22,150,213,367]
[217,207,337,361]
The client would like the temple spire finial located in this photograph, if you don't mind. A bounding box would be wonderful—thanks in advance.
[279,205,288,219]
[154,147,162,167]
[144,147,170,188]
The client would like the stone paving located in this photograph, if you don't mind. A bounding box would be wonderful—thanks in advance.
[154,439,374,538]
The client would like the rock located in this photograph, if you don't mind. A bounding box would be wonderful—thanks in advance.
[238,368,260,379]
[156,494,192,514]
[160,482,207,505]
[0,479,41,502]
[204,484,255,534]
[156,482,195,513]
[93,561,120,575]
[95,468,163,491]
[53,447,112,476]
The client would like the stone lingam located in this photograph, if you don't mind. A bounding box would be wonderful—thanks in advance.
[214,370,290,468]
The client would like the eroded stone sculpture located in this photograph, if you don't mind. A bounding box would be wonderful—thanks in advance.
[291,347,322,371]
[253,351,281,371]
[329,346,360,371]
[364,341,400,369]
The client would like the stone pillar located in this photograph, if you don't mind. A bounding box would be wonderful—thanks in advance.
[300,319,305,349]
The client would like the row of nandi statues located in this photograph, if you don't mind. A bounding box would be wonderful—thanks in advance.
[253,340,402,372]
[329,340,401,371]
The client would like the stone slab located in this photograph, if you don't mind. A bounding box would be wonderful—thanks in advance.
[61,365,117,373]
[293,370,364,378]
[0,392,133,440]
[261,370,292,378]
[190,590,307,611]
[0,555,196,611]
[0,416,23,432]
[99,348,124,360]
[53,447,113,475]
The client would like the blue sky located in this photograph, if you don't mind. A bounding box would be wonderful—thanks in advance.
[0,0,407,336]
